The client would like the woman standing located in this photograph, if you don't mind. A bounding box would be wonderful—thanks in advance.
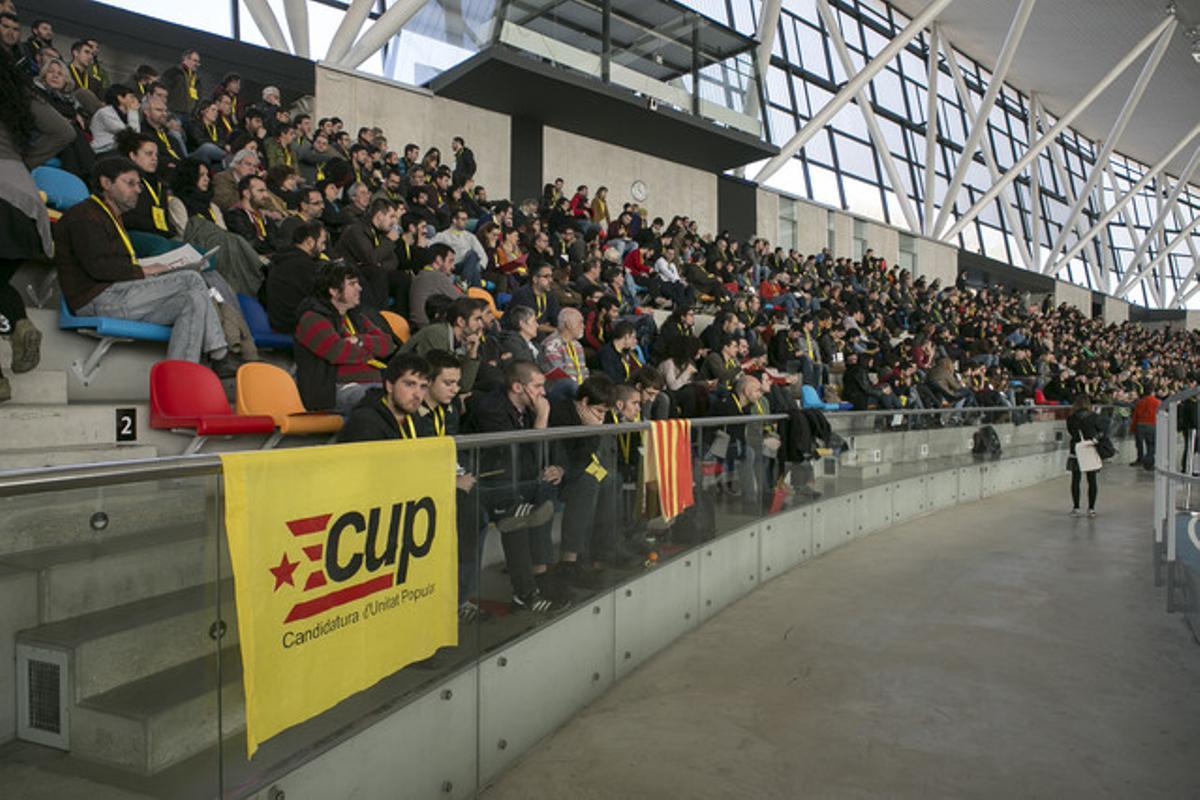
[1067,395,1103,517]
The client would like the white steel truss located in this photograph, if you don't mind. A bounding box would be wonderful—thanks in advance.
[752,0,955,184]
[324,0,376,65]
[922,24,940,235]
[939,28,1033,269]
[1040,18,1176,272]
[1114,146,1200,295]
[939,15,1176,244]
[815,0,921,234]
[242,0,290,53]
[930,0,1035,239]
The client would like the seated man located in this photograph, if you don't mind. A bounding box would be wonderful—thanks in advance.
[598,320,643,384]
[338,352,430,443]
[294,264,394,413]
[538,307,589,401]
[53,157,236,375]
[211,148,260,211]
[430,206,486,287]
[414,350,487,620]
[699,333,742,393]
[549,374,620,587]
[408,243,461,327]
[225,174,278,255]
[334,197,399,311]
[265,220,326,334]
[401,296,484,393]
[710,374,770,499]
[463,360,568,613]
[508,263,560,338]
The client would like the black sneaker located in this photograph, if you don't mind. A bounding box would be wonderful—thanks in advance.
[535,570,574,602]
[210,354,241,380]
[495,500,555,533]
[511,590,570,614]
[556,560,608,590]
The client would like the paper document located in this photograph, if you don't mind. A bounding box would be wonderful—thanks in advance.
[139,245,220,272]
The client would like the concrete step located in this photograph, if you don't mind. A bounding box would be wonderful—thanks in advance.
[0,481,208,556]
[72,646,244,775]
[0,523,221,623]
[840,462,893,480]
[18,579,237,702]
[0,404,131,449]
[0,443,157,472]
[6,370,69,405]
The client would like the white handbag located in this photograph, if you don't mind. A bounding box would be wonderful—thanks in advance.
[1075,440,1102,473]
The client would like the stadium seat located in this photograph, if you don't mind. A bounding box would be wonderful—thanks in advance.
[379,310,411,343]
[32,165,89,210]
[468,286,503,319]
[235,362,343,447]
[59,296,172,387]
[150,360,275,454]
[237,294,293,350]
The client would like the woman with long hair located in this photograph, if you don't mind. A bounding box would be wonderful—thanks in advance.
[1066,394,1103,517]
[0,47,74,401]
[89,83,140,154]
[184,98,228,169]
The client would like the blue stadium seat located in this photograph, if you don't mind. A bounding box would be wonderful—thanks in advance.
[236,294,293,351]
[59,297,172,386]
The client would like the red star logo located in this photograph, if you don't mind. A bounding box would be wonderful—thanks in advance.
[269,552,300,591]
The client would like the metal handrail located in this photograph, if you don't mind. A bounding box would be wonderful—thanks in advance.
[0,404,1090,498]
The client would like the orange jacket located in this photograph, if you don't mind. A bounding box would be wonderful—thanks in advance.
[1131,395,1160,430]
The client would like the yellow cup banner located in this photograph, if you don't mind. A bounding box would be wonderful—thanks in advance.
[220,438,458,757]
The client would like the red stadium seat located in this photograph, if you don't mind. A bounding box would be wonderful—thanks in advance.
[150,360,276,454]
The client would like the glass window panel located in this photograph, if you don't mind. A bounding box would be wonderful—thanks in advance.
[871,67,904,114]
[803,128,834,167]
[767,66,792,106]
[768,106,798,143]
[834,132,877,180]
[762,157,809,199]
[98,0,233,35]
[809,163,841,207]
[796,21,827,80]
[844,176,887,221]
[831,101,868,141]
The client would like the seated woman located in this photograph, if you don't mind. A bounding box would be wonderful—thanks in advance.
[31,58,94,177]
[89,84,140,155]
[184,99,228,170]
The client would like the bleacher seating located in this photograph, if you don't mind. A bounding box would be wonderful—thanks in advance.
[378,310,411,343]
[234,362,342,446]
[58,297,173,387]
[149,360,275,453]
[236,293,293,351]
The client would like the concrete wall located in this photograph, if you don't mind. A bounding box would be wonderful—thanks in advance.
[1054,280,1093,316]
[830,210,854,258]
[1188,311,1200,331]
[542,127,718,234]
[864,223,899,266]
[755,189,779,243]
[914,237,958,288]
[794,200,827,255]
[1103,296,1130,325]
[314,65,511,200]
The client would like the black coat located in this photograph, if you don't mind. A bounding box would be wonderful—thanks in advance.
[338,388,402,442]
[265,246,322,333]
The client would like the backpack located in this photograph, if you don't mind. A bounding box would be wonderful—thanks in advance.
[973,425,1002,459]
[1095,434,1116,460]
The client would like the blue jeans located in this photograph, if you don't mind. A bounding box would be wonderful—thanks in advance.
[456,250,482,287]
[1135,423,1155,465]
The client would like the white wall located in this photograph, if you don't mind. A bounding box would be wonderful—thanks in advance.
[315,65,511,199]
[794,200,827,255]
[864,223,899,266]
[755,189,779,243]
[830,210,854,258]
[542,127,718,234]
[1103,296,1130,324]
[1054,280,1093,316]
[914,237,958,287]
[1187,311,1200,331]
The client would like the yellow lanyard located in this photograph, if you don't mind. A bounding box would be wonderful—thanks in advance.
[725,357,737,372]
[231,95,238,118]
[536,293,546,317]
[70,64,88,90]
[371,228,380,248]
[429,404,446,437]
[220,114,232,134]
[90,196,138,264]
[155,127,179,159]
[141,178,162,208]
[282,145,294,167]
[205,122,217,142]
[316,162,325,181]
[343,315,357,336]
[250,211,266,239]
[382,397,417,439]
[185,68,197,100]
[566,342,583,383]
[732,394,744,414]
[804,332,814,358]
[622,350,642,381]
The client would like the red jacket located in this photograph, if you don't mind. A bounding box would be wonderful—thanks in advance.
[1131,395,1160,430]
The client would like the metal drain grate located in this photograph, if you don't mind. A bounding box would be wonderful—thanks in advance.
[16,645,70,750]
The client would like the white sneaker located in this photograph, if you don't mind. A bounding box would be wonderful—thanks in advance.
[1070,508,1082,517]
[1087,509,1097,518]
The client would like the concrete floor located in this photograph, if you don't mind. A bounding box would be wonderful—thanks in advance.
[480,468,1200,800]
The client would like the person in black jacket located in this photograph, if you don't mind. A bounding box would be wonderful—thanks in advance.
[548,374,618,587]
[335,196,399,311]
[338,352,430,443]
[265,220,326,333]
[598,320,642,384]
[115,130,176,240]
[450,136,476,185]
[1066,395,1103,517]
[462,360,569,613]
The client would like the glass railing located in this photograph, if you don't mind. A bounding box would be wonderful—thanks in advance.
[1150,388,1200,639]
[0,405,1121,797]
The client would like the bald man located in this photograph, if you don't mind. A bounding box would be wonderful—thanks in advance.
[538,307,589,401]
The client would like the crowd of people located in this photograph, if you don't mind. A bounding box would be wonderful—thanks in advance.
[3,6,1199,612]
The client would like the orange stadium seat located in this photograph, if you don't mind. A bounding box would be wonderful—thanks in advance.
[235,362,343,447]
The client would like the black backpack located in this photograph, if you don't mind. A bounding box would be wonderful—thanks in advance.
[973,425,1002,459]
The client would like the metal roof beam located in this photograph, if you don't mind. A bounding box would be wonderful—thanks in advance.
[340,0,427,69]
[922,24,941,235]
[1113,145,1200,294]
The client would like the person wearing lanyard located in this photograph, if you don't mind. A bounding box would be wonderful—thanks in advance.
[139,96,180,173]
[114,130,175,239]
[225,175,278,256]
[338,353,430,443]
[411,351,489,621]
[333,197,400,311]
[161,49,201,115]
[509,264,560,337]
[52,157,237,375]
[538,307,589,402]
[264,120,297,171]
[598,320,642,384]
[710,374,769,500]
